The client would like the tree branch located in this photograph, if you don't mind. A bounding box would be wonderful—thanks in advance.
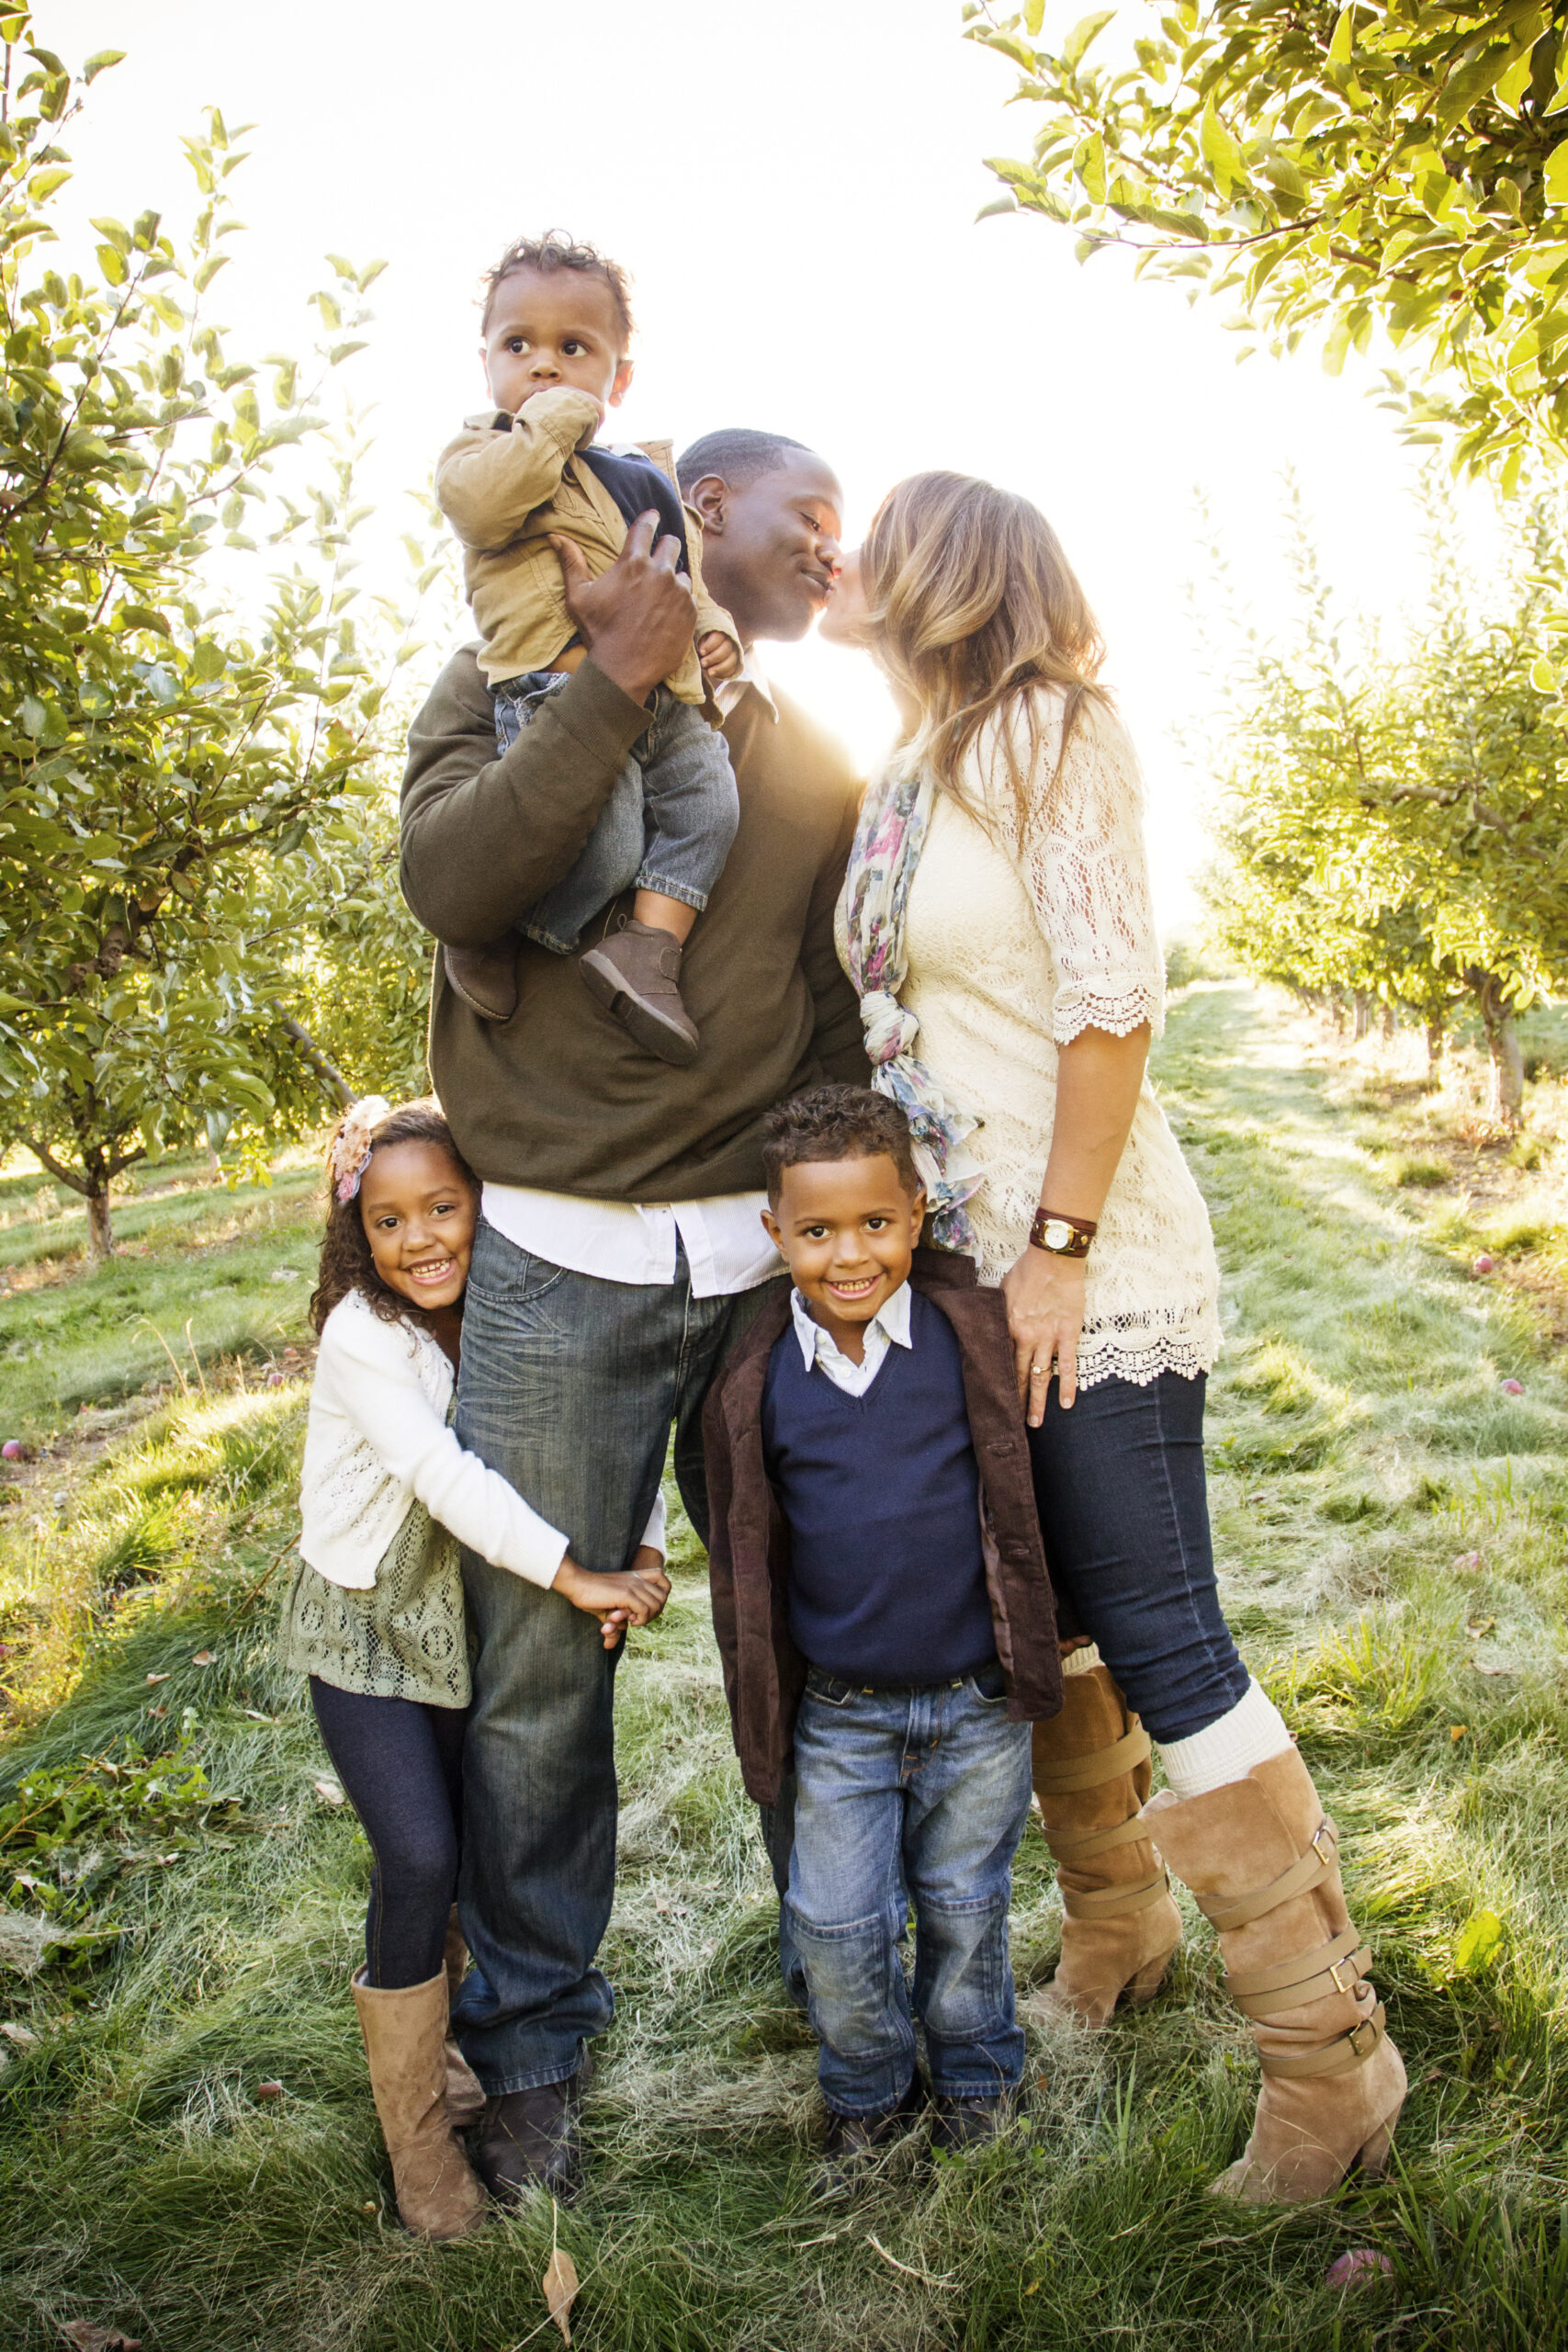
[279,1013,355,1109]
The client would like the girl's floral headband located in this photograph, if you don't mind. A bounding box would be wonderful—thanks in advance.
[330,1095,391,1204]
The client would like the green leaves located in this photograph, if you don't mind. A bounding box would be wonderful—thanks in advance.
[971,0,1568,488]
[1453,1908,1505,1976]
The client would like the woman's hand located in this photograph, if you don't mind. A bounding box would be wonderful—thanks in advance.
[552,1551,671,1650]
[1001,1245,1087,1422]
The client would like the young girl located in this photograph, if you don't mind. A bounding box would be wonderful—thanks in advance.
[278,1095,670,2239]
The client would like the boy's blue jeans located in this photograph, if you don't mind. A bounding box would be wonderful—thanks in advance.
[786,1665,1032,2117]
[494,669,739,953]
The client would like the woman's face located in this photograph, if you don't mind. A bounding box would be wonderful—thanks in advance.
[816,546,876,649]
[359,1139,477,1313]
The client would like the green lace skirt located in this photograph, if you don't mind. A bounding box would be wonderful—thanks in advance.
[277,1498,470,1707]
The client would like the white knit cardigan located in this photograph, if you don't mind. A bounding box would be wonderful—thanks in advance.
[298,1290,571,1589]
[842,689,1222,1389]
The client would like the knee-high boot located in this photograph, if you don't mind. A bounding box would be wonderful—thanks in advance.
[353,1969,488,2238]
[1146,1745,1407,2202]
[1024,1664,1183,2030]
[442,1906,485,2126]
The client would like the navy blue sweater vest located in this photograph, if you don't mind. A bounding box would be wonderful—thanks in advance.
[760,1289,996,1686]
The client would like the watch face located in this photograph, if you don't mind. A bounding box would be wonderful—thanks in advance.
[1043,1219,1072,1251]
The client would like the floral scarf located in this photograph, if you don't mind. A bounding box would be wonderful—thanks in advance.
[841,761,984,1252]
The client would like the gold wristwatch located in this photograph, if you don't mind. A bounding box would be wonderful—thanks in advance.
[1029,1208,1097,1260]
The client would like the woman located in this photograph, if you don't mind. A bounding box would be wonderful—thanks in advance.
[819,472,1404,2205]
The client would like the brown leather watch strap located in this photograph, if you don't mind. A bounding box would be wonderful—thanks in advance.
[1030,1207,1098,1258]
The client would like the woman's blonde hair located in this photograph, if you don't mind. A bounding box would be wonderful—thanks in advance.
[862,470,1108,831]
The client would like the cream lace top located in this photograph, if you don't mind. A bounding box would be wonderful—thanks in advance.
[839,689,1221,1389]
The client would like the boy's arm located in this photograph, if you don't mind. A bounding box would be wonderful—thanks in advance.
[434,387,603,552]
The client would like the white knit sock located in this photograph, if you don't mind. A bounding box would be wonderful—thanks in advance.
[1155,1679,1293,1800]
[1061,1642,1103,1678]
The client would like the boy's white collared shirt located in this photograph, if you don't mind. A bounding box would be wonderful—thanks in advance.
[790,1280,913,1399]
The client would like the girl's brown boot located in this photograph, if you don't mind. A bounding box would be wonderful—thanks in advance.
[353,1968,488,2238]
[1023,1663,1182,2030]
[441,1907,485,2127]
[1145,1746,1407,2202]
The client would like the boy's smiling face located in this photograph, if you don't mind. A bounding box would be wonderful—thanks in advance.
[482,265,633,421]
[761,1152,925,1363]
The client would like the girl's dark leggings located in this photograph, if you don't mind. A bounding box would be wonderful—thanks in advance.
[309,1677,468,1989]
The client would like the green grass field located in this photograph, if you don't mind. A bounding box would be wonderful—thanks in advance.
[3,984,1568,2351]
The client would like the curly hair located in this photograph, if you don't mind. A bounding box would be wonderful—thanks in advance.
[760,1084,920,1205]
[309,1099,478,1337]
[480,228,635,346]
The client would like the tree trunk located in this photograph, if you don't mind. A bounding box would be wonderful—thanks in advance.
[1468,970,1524,1128]
[85,1185,114,1262]
[1426,1013,1446,1074]
[1353,990,1371,1040]
[1381,1002,1396,1042]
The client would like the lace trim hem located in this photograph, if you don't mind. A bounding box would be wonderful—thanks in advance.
[1053,978,1167,1046]
[1073,1327,1218,1391]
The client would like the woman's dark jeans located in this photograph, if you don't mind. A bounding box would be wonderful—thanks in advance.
[1026,1370,1249,1746]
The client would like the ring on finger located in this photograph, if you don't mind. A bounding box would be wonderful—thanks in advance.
[1029,1363,1048,1379]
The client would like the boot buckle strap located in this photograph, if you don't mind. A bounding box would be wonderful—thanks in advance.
[1061,1870,1169,1921]
[1258,2002,1386,2080]
[1044,1812,1151,1865]
[1032,1721,1151,1794]
[1222,1926,1368,2015]
[1203,1818,1338,1933]
[1347,2014,1380,2061]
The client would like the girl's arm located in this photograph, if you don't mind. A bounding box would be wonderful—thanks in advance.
[328,1306,568,1586]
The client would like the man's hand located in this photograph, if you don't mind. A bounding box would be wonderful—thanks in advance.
[698,629,743,685]
[548,511,695,704]
[1001,1245,1087,1421]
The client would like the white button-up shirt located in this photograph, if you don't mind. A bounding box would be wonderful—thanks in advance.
[789,1280,913,1399]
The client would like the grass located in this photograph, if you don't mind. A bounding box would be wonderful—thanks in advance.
[3,982,1568,2349]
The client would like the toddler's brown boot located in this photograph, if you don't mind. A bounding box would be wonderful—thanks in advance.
[443,941,519,1024]
[580,918,699,1067]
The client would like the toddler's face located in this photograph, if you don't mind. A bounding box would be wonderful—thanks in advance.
[359,1140,477,1314]
[482,266,633,421]
[761,1152,924,1337]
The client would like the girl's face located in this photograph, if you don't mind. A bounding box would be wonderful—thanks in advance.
[358,1139,477,1313]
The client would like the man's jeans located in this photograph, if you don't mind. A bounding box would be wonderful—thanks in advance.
[1027,1371,1251,1745]
[451,1217,780,2091]
[494,670,739,953]
[785,1666,1032,2116]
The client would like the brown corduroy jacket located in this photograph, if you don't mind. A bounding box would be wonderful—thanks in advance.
[702,1246,1064,1804]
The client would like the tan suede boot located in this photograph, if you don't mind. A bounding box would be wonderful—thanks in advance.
[1146,1746,1407,2203]
[1023,1664,1182,2030]
[353,1968,488,2239]
[441,1908,485,2128]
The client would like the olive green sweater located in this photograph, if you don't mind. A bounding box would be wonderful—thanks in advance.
[398,650,869,1200]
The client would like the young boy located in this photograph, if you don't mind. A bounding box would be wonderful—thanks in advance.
[434,231,743,1065]
[702,1084,1064,2189]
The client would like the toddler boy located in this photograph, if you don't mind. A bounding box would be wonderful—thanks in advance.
[702,1085,1064,2189]
[434,232,743,1065]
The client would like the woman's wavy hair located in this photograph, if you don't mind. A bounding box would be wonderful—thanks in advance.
[309,1099,478,1338]
[861,470,1109,832]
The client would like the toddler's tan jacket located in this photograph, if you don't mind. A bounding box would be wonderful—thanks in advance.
[435,385,739,697]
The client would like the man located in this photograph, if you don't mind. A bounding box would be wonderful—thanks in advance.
[399,429,864,2199]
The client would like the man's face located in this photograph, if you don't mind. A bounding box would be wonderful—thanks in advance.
[481,266,633,421]
[689,455,843,646]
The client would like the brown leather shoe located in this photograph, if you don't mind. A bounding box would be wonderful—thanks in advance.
[580,918,700,1066]
[813,2074,925,2199]
[475,2074,582,2205]
[930,2088,1021,2155]
[444,940,519,1023]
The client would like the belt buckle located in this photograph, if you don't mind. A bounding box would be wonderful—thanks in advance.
[1310,1825,1337,1870]
[1328,1957,1358,1996]
[1347,2018,1378,2061]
